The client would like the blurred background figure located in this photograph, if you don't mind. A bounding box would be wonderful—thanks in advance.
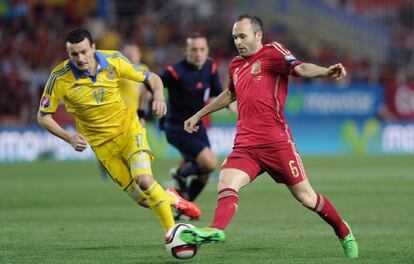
[159,34,232,220]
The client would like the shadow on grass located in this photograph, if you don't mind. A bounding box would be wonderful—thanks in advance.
[63,245,134,251]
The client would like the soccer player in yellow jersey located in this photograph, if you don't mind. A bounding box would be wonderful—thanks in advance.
[37,28,200,236]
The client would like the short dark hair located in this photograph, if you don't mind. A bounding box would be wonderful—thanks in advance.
[65,28,94,45]
[235,14,264,34]
[187,32,207,40]
[185,33,207,46]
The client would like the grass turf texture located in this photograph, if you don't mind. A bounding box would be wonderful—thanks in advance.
[1,156,413,263]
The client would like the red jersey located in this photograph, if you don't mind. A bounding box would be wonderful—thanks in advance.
[228,42,302,147]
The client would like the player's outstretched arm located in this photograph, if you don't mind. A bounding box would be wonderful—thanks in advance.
[293,62,346,80]
[184,89,236,133]
[37,112,88,152]
[146,73,167,118]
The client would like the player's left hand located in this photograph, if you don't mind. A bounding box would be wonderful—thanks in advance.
[228,101,238,113]
[69,133,88,152]
[152,99,167,118]
[327,63,346,80]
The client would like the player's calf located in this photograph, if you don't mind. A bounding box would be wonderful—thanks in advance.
[170,167,188,197]
[125,181,149,208]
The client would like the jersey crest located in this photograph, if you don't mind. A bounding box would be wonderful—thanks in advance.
[106,66,117,80]
[251,60,262,75]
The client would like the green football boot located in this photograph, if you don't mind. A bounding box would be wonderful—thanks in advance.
[340,221,358,259]
[180,227,226,245]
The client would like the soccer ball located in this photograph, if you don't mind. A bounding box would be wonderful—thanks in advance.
[165,223,198,259]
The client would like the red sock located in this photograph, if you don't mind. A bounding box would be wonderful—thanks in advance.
[210,188,239,230]
[313,193,350,239]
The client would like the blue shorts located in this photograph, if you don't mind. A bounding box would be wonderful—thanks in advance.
[165,126,211,162]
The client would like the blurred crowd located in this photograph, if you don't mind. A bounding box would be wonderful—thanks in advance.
[1,0,413,125]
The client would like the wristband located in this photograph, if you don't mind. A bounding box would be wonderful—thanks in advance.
[137,109,146,118]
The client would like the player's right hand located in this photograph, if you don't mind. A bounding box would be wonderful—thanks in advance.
[228,101,238,113]
[69,134,88,152]
[152,99,167,118]
[184,115,200,133]
[327,63,346,80]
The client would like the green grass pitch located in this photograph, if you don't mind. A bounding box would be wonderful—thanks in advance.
[1,156,413,263]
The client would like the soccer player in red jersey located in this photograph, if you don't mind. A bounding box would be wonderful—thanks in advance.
[180,14,358,259]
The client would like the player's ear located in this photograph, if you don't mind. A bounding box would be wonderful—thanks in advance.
[65,42,70,56]
[255,31,263,41]
[91,43,96,52]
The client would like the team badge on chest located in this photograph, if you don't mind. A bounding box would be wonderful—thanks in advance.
[106,66,117,80]
[251,60,262,75]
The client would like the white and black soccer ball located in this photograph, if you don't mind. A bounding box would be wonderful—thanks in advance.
[165,223,198,259]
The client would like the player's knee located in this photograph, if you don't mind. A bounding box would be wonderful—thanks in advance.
[199,156,218,173]
[217,178,229,192]
[217,176,236,192]
[216,170,249,192]
[134,174,154,190]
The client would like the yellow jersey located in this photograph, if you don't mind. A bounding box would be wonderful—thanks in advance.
[120,63,150,111]
[39,50,150,146]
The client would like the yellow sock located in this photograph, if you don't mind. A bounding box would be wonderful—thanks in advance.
[166,192,178,205]
[144,181,175,232]
[137,191,177,207]
[126,181,177,207]
[125,181,149,207]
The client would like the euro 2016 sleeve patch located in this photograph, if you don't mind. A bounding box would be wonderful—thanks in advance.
[40,96,50,108]
[285,54,297,62]
[134,64,143,72]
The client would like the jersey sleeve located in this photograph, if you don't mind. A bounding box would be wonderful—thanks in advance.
[268,42,302,75]
[210,62,223,97]
[116,52,150,83]
[38,71,65,114]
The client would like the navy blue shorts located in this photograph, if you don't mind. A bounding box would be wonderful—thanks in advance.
[165,126,211,162]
